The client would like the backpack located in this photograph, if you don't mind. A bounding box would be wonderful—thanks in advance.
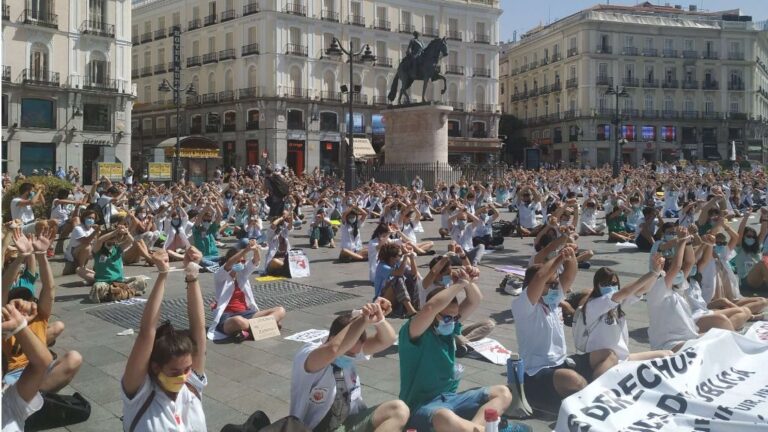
[270,175,291,196]
[25,392,91,430]
[572,306,600,354]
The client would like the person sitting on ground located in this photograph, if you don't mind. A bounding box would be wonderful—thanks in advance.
[1,302,54,430]
[209,241,286,342]
[128,206,161,257]
[635,207,663,252]
[63,209,100,275]
[605,204,634,243]
[2,230,83,393]
[397,204,434,255]
[121,249,209,431]
[418,194,435,221]
[265,211,293,276]
[438,200,460,239]
[512,185,543,237]
[512,247,617,409]
[309,208,336,249]
[448,211,485,266]
[51,188,86,254]
[733,210,768,293]
[471,205,503,250]
[193,203,224,269]
[161,204,191,261]
[290,299,410,432]
[374,243,418,317]
[579,196,605,236]
[399,267,528,432]
[339,205,369,262]
[367,224,393,283]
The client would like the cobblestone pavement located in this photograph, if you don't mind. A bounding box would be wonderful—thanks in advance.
[41,212,760,432]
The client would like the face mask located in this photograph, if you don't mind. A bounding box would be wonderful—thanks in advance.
[543,286,563,308]
[600,285,619,297]
[157,371,188,393]
[346,200,353,206]
[231,262,245,273]
[663,233,676,242]
[348,216,357,224]
[202,222,211,231]
[456,220,467,229]
[714,245,728,258]
[84,218,95,226]
[138,213,146,220]
[332,354,356,370]
[745,238,756,246]
[673,271,685,287]
[284,203,292,209]
[441,275,452,286]
[689,265,698,277]
[435,320,455,336]
[28,191,35,199]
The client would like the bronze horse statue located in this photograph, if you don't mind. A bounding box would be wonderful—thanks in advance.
[388,37,448,105]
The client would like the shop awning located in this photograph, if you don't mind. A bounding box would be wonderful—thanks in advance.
[157,136,221,159]
[345,137,377,159]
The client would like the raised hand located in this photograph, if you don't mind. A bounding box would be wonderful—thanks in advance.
[1,302,26,331]
[651,254,665,273]
[152,249,170,273]
[374,297,392,317]
[13,229,33,256]
[31,228,51,252]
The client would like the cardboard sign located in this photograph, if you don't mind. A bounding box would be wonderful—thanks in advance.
[467,338,512,365]
[248,316,281,341]
[285,329,330,344]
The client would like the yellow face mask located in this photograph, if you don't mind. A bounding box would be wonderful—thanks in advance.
[157,372,188,393]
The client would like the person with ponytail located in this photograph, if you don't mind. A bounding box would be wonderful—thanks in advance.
[121,248,208,431]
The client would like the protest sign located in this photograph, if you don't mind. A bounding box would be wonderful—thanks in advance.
[556,329,768,431]
[285,329,329,344]
[467,338,513,365]
[248,316,281,341]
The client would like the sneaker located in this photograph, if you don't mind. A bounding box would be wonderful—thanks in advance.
[233,330,249,343]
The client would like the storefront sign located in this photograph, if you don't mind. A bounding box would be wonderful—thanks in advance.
[83,139,112,147]
[97,162,123,181]
[147,162,172,181]
[164,148,220,158]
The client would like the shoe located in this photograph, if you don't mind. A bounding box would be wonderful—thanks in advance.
[578,261,592,269]
[455,344,469,358]
[500,419,533,432]
[233,330,249,343]
[424,250,436,255]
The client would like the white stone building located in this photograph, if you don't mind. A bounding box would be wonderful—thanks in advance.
[500,2,768,167]
[2,0,134,182]
[131,0,502,180]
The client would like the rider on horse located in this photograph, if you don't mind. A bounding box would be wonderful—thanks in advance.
[405,31,425,71]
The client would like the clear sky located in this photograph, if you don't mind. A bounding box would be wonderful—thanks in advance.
[498,0,767,43]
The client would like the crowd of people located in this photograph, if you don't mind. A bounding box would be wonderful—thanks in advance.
[2,160,767,431]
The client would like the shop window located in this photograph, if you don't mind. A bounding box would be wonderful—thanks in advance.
[21,98,55,129]
[320,112,338,131]
[83,103,110,131]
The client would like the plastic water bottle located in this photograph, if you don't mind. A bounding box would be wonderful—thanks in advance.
[485,408,500,432]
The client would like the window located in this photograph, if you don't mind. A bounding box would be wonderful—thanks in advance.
[142,118,154,135]
[644,37,653,50]
[21,99,55,128]
[88,56,108,86]
[596,124,610,141]
[83,103,110,131]
[156,117,167,135]
[29,44,49,80]
[287,109,304,130]
[704,98,714,113]
[448,120,461,137]
[158,16,165,31]
[665,67,675,82]
[471,121,487,138]
[624,35,634,48]
[664,96,674,112]
[664,39,673,50]
[644,93,653,110]
[345,112,364,134]
[645,65,654,81]
[553,127,562,143]
[172,12,180,29]
[247,109,260,129]
[448,18,458,33]
[598,63,608,78]
[401,11,411,26]
[641,126,655,141]
[190,115,201,133]
[568,37,576,50]
[320,112,338,131]
[2,94,8,126]
[208,1,216,16]
[660,126,676,142]
[621,125,636,141]
[684,39,694,51]
[224,111,236,126]
[625,63,635,79]
[20,143,55,175]
[730,100,740,113]
[568,125,579,142]
[684,98,694,112]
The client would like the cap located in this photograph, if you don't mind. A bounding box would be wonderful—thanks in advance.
[484,408,499,422]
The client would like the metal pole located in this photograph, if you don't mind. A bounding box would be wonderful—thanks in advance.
[612,89,620,178]
[346,42,356,192]
[175,90,181,183]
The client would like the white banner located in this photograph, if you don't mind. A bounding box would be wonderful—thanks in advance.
[556,329,768,431]
[744,322,768,344]
[467,338,513,365]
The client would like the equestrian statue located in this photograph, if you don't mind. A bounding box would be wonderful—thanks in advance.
[388,32,448,105]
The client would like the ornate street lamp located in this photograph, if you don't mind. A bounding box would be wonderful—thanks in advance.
[158,78,197,182]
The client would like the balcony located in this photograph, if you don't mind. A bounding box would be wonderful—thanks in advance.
[243,2,260,16]
[246,120,260,130]
[21,69,60,87]
[204,14,217,26]
[205,124,219,133]
[2,3,8,20]
[284,87,311,99]
[552,82,562,92]
[475,104,495,113]
[729,112,747,120]
[682,50,698,59]
[81,21,115,38]
[596,75,613,86]
[701,111,722,120]
[374,19,390,31]
[219,49,236,61]
[423,26,439,38]
[520,64,529,73]
[702,51,718,60]
[242,43,260,57]
[642,78,659,88]
[372,96,389,106]
[567,47,578,57]
[219,90,234,103]
[321,9,339,22]
[728,81,745,91]
[132,35,139,45]
[399,23,415,34]
[239,87,262,99]
[187,56,201,67]
[202,52,218,64]
[566,77,578,89]
[539,58,549,66]
[167,61,176,72]
[154,27,166,40]
[348,14,365,27]
[661,110,678,119]
[201,93,218,104]
[154,64,167,74]
[595,44,612,54]
[662,49,678,58]
[623,109,639,118]
[682,110,698,119]
[551,53,561,62]
[284,3,306,16]
[2,66,10,81]
[447,30,462,41]
[286,43,308,57]
[562,109,578,119]
[448,101,465,111]
[682,80,698,90]
[662,79,678,89]
[320,91,342,102]
[23,9,57,28]
[702,80,718,90]
[188,18,201,30]
[643,48,658,57]
[474,67,491,78]
[474,33,491,44]
[446,65,465,75]
[131,68,139,79]
[221,9,236,22]
[374,57,392,68]
[141,66,152,77]
[222,123,236,132]
[728,52,745,61]
[641,109,658,118]
[141,31,152,43]
[622,46,639,56]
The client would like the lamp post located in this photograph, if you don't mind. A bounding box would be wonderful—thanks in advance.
[326,37,375,192]
[605,85,629,178]
[158,78,196,182]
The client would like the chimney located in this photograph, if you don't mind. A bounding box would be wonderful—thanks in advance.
[689,4,697,11]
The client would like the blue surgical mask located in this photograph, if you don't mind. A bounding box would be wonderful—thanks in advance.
[441,275,452,286]
[745,238,756,246]
[28,191,35,199]
[231,263,245,273]
[663,233,676,242]
[689,265,698,277]
[202,222,211,230]
[456,220,467,229]
[84,218,95,226]
[714,245,727,258]
[332,354,355,370]
[348,216,357,224]
[673,271,685,287]
[543,287,563,308]
[599,285,619,297]
[435,320,455,336]
[171,218,181,226]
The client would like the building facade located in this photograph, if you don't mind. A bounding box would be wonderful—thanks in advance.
[131,0,502,180]
[2,0,134,182]
[500,3,768,167]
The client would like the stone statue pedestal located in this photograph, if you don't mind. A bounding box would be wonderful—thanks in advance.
[383,104,453,164]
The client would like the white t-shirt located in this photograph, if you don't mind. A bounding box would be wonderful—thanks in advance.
[2,383,43,432]
[367,238,380,283]
[516,201,541,229]
[65,225,94,262]
[450,223,477,252]
[685,278,713,321]
[583,294,641,361]
[580,208,598,229]
[511,290,567,376]
[646,278,699,350]
[290,343,367,430]
[50,201,71,224]
[121,372,207,432]
[10,198,34,224]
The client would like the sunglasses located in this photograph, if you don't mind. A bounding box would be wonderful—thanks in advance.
[437,313,460,324]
